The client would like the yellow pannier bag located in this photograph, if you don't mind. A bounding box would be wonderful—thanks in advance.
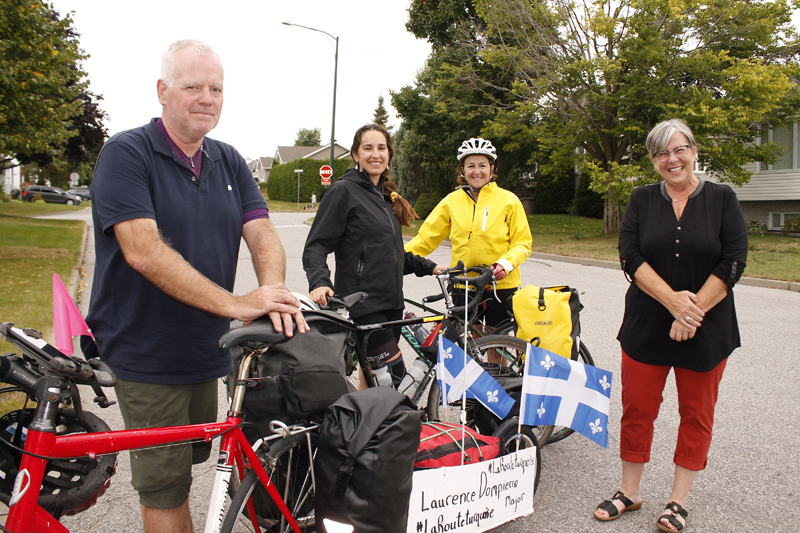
[513,285,582,360]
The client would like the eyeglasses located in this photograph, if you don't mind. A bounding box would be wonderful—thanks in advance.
[653,145,692,161]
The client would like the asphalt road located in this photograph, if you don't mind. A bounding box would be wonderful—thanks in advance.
[10,209,800,532]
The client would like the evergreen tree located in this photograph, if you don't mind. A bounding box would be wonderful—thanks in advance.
[372,96,393,131]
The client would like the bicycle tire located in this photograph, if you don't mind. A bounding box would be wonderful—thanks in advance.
[222,431,318,533]
[492,418,542,494]
[472,332,598,445]
[425,335,555,446]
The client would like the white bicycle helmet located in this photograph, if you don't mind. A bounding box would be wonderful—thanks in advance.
[457,137,497,161]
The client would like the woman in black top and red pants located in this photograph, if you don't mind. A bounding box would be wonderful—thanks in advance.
[594,119,748,532]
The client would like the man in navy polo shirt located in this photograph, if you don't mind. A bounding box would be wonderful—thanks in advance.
[86,39,308,533]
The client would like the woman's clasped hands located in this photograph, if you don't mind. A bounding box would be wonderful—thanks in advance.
[667,290,704,342]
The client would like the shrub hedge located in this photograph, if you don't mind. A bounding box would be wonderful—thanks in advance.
[414,192,444,219]
[267,158,352,203]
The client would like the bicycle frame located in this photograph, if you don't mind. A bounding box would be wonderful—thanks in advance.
[3,350,305,533]
[350,267,496,392]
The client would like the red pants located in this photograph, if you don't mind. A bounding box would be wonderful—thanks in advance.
[619,350,727,471]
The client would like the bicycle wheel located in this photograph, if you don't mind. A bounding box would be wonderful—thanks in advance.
[544,341,595,444]
[492,418,542,494]
[467,334,527,375]
[222,431,318,533]
[425,335,555,446]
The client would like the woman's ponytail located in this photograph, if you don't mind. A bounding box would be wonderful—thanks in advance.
[383,180,418,227]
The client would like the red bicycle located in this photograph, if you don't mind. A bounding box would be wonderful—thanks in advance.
[0,321,320,533]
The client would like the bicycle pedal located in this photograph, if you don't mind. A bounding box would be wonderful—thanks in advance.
[94,396,117,408]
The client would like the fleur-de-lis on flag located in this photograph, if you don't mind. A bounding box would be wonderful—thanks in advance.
[437,336,515,420]
[521,341,613,448]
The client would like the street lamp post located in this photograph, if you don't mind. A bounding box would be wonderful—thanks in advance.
[283,22,339,170]
[294,169,303,211]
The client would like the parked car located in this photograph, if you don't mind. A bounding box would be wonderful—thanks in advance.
[67,187,91,202]
[22,185,82,205]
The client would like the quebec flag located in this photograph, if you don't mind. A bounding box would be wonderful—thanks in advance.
[437,336,515,420]
[519,343,613,447]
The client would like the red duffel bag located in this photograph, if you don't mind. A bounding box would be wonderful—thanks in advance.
[415,422,501,469]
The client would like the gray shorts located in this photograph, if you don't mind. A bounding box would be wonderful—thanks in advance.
[115,379,218,509]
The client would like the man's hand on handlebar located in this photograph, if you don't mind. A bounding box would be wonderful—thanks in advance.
[432,264,448,275]
[233,283,309,336]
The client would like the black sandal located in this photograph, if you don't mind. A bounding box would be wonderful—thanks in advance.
[594,490,643,521]
[656,501,688,532]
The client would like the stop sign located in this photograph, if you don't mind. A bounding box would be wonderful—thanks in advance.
[320,165,333,186]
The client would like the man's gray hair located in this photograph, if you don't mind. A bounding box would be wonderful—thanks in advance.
[160,39,220,86]
[646,118,697,157]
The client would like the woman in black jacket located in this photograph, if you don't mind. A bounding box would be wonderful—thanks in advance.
[303,124,445,387]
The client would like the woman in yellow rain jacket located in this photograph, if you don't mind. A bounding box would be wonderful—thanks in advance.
[405,137,532,330]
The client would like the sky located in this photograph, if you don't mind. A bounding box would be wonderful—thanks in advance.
[48,0,433,161]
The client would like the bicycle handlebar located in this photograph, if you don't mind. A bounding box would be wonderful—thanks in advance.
[0,322,117,402]
[422,292,445,303]
[323,292,368,311]
[447,266,493,317]
[423,262,494,318]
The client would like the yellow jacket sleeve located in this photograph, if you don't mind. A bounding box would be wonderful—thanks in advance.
[495,197,532,274]
[405,196,452,257]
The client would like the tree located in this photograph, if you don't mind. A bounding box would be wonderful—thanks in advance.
[406,0,481,48]
[19,90,108,186]
[295,127,322,146]
[63,90,107,169]
[453,0,800,232]
[395,0,580,206]
[372,96,393,131]
[0,0,89,171]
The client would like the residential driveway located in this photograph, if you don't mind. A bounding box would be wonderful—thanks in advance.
[9,209,800,532]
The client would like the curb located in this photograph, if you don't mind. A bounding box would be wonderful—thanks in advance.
[66,222,91,302]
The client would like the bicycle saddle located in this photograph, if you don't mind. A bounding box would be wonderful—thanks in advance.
[218,310,355,349]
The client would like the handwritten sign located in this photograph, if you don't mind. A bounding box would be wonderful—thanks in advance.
[406,448,537,533]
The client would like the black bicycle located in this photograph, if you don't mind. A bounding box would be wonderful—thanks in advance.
[399,266,596,446]
[303,263,543,452]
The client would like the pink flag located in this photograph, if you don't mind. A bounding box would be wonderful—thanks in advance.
[53,273,93,355]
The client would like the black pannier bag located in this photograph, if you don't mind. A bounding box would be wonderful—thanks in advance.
[222,311,352,438]
[316,388,422,533]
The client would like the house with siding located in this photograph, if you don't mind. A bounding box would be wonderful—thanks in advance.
[1,160,22,196]
[726,125,800,230]
[273,143,350,165]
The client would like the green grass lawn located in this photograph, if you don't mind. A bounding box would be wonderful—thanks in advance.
[744,234,800,282]
[0,199,89,216]
[0,201,85,353]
